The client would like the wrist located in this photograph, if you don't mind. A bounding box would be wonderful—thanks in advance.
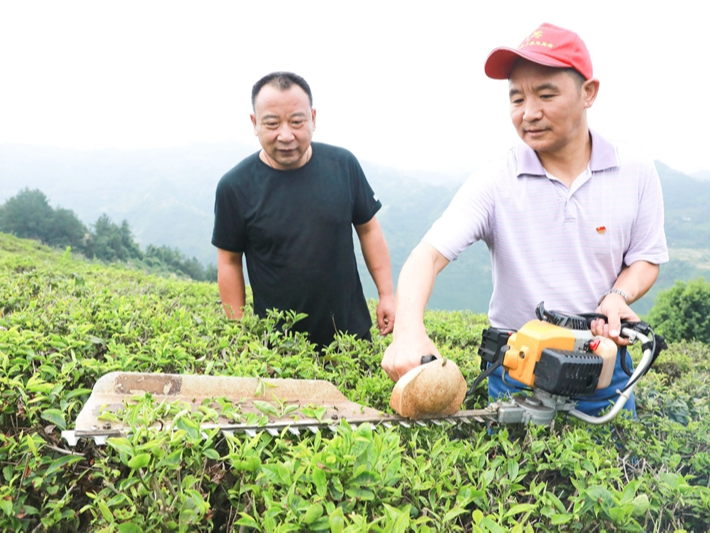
[392,321,426,341]
[598,288,629,306]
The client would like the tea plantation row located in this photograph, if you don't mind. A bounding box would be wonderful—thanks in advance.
[1,232,709,532]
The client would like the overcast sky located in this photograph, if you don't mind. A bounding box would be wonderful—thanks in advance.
[1,1,707,176]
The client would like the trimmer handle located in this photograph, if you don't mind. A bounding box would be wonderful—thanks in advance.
[536,301,640,333]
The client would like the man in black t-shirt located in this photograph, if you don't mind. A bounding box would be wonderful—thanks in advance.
[212,72,395,347]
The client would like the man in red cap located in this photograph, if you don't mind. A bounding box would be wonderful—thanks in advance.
[381,23,668,416]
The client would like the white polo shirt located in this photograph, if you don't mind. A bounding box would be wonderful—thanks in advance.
[423,130,669,330]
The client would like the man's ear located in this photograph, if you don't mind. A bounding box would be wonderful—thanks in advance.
[583,78,600,108]
[311,108,317,130]
[250,113,257,133]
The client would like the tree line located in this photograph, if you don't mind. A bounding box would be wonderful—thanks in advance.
[0,188,216,282]
[3,188,709,345]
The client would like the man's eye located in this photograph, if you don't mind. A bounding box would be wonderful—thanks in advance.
[291,120,304,126]
[511,98,524,105]
[540,94,555,100]
[265,122,278,127]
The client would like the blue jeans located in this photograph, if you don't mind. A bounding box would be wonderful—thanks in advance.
[487,348,637,417]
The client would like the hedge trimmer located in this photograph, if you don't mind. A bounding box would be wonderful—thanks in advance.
[62,303,665,446]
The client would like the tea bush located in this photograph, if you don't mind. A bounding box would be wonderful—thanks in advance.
[647,277,710,343]
[1,231,710,532]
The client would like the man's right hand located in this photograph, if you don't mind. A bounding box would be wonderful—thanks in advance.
[379,242,450,382]
[381,330,442,382]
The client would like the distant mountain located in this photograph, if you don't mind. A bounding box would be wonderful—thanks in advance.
[691,170,710,181]
[2,144,708,315]
[0,143,251,265]
[356,162,491,311]
[657,161,710,249]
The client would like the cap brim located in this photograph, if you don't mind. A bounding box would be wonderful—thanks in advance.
[484,48,524,79]
[484,46,573,80]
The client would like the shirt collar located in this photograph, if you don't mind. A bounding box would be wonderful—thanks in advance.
[516,130,620,177]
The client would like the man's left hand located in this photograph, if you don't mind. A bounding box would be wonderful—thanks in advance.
[591,293,639,346]
[376,294,395,335]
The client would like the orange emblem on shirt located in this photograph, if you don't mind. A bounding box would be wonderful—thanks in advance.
[596,226,607,234]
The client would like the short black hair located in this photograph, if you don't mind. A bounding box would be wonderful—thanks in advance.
[251,72,313,110]
[562,67,587,90]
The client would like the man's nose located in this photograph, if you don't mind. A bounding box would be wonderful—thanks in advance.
[276,124,295,141]
[523,100,542,122]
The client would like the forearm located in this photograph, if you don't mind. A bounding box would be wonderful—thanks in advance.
[393,242,449,338]
[217,250,246,319]
[381,241,449,381]
[356,218,394,298]
[609,261,660,304]
[360,238,394,299]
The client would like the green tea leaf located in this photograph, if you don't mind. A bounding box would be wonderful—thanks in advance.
[204,448,220,460]
[45,454,83,476]
[507,459,519,480]
[41,408,66,430]
[329,508,345,533]
[301,405,327,422]
[283,403,300,416]
[98,500,113,523]
[253,400,280,417]
[303,502,323,525]
[443,507,469,522]
[503,503,535,518]
[0,499,13,516]
[550,514,573,525]
[631,494,650,517]
[480,517,505,533]
[313,465,327,498]
[107,438,133,456]
[127,453,151,469]
[235,513,259,528]
[117,523,143,533]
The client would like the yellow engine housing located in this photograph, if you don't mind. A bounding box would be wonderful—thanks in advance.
[502,320,581,387]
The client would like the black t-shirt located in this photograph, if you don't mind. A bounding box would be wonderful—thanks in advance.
[212,142,382,347]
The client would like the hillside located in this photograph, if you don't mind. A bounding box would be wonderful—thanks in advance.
[0,143,252,265]
[658,161,710,248]
[1,231,709,531]
[2,143,709,314]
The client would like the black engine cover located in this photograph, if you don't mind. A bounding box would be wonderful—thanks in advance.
[534,349,603,396]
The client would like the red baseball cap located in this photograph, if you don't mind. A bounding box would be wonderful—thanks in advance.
[484,23,593,80]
